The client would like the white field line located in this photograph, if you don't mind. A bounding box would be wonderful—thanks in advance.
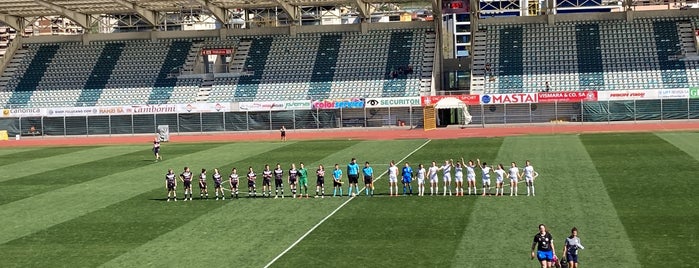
[262,139,432,268]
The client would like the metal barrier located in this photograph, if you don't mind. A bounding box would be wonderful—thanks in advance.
[2,99,699,137]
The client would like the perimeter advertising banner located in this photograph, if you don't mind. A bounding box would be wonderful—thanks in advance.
[364,97,421,108]
[537,91,598,103]
[312,98,365,109]
[1,108,43,117]
[480,93,538,105]
[238,100,311,111]
[421,95,480,106]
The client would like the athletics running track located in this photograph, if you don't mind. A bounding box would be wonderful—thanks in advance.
[3,120,699,147]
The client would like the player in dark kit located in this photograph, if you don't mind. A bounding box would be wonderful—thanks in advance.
[229,168,239,199]
[180,167,193,201]
[531,224,556,268]
[165,169,177,202]
[262,164,273,197]
[289,163,299,198]
[274,163,285,199]
[247,166,257,197]
[153,137,162,162]
[198,168,208,199]
[212,168,225,200]
[315,164,325,198]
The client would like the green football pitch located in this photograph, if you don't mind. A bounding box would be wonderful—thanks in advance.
[1,132,698,267]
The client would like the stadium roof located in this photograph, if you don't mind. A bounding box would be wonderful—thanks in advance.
[0,0,431,30]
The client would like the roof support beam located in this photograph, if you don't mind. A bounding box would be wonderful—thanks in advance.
[112,0,159,26]
[193,0,228,26]
[354,0,371,18]
[0,14,27,31]
[275,0,299,21]
[32,0,89,28]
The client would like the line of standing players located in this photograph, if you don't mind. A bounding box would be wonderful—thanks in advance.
[164,158,539,201]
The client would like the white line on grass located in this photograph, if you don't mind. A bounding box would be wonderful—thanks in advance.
[262,139,432,268]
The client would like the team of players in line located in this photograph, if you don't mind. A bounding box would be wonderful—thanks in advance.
[164,157,540,201]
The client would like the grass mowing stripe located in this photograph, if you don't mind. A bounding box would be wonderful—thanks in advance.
[582,133,699,267]
[0,146,94,169]
[0,147,41,157]
[0,187,232,267]
[0,142,291,245]
[273,139,492,267]
[453,135,640,267]
[0,147,162,205]
[264,139,431,268]
[100,140,381,267]
[656,132,699,160]
[0,145,144,182]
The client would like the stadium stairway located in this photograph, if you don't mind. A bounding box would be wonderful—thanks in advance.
[497,26,524,93]
[147,40,192,104]
[653,21,689,88]
[77,43,125,106]
[234,37,273,102]
[382,31,414,97]
[307,34,342,100]
[576,23,605,90]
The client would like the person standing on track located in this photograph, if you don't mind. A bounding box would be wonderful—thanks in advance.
[315,164,326,198]
[198,168,208,200]
[153,137,162,162]
[332,164,343,197]
[362,162,374,196]
[298,162,309,199]
[347,158,360,197]
[229,168,239,199]
[523,160,539,196]
[563,227,585,268]
[165,168,177,202]
[180,167,193,201]
[428,161,439,195]
[531,224,556,268]
[274,163,285,199]
[262,164,273,198]
[213,168,224,200]
[280,126,287,142]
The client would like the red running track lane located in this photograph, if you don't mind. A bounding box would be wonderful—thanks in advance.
[2,121,699,147]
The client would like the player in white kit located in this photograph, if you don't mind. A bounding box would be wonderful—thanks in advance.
[477,159,491,196]
[388,161,399,196]
[464,158,477,196]
[493,164,506,196]
[416,163,426,196]
[453,160,464,196]
[522,160,539,196]
[508,162,520,196]
[440,160,452,196]
[428,161,440,195]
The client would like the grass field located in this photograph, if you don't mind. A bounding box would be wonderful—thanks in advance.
[1,132,698,267]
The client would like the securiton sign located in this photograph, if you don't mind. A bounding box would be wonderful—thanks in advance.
[365,97,421,107]
[480,93,538,104]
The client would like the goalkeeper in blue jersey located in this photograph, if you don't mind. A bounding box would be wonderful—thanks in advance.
[401,162,414,196]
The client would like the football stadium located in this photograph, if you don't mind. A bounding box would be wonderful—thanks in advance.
[1,0,699,267]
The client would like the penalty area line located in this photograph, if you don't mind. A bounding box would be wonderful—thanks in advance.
[262,139,432,268]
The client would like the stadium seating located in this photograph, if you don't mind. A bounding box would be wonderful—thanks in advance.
[0,27,431,108]
[473,17,698,94]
